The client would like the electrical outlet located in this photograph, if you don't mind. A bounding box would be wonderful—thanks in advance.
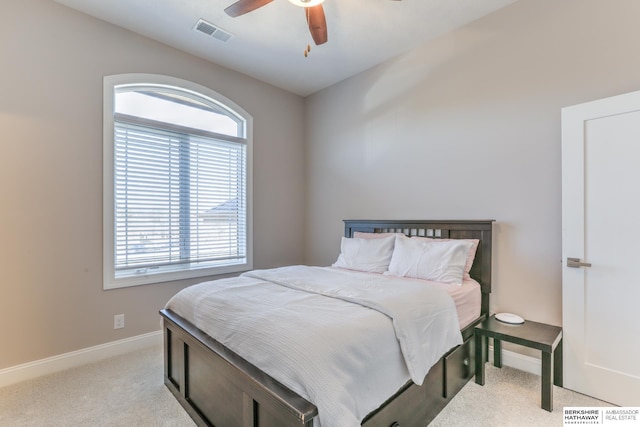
[114,314,125,329]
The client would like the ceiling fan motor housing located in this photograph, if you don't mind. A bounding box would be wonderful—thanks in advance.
[288,0,325,7]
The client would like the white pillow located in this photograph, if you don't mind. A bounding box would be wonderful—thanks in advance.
[411,237,479,280]
[355,232,479,280]
[385,235,473,285]
[332,235,396,273]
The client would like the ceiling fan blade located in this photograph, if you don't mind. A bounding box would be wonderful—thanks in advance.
[306,4,328,45]
[225,0,274,18]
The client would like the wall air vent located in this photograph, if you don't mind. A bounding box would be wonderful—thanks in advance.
[193,19,233,43]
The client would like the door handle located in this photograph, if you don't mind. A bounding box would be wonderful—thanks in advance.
[567,257,592,268]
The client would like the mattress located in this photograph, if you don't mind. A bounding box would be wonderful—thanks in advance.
[447,278,482,329]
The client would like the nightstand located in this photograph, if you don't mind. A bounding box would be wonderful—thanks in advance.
[474,315,563,411]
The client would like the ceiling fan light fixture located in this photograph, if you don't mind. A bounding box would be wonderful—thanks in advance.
[287,0,325,7]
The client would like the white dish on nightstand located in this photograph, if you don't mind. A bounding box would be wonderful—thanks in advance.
[495,312,525,324]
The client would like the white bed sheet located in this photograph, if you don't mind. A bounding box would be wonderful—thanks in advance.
[165,265,464,427]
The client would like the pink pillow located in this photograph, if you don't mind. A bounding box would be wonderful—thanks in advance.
[353,232,402,239]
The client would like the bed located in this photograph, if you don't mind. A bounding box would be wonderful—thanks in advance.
[160,219,494,427]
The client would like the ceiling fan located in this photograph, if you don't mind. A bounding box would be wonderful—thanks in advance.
[225,0,403,48]
[225,0,329,46]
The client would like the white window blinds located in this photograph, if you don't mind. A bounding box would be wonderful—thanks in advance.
[113,116,247,276]
[103,75,252,289]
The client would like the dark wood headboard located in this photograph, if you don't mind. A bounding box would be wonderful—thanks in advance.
[343,219,494,315]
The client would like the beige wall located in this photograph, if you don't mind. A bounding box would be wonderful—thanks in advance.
[4,0,640,371]
[305,0,640,327]
[0,0,306,369]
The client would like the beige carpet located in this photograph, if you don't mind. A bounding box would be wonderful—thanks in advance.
[431,366,611,426]
[0,345,195,427]
[0,344,611,426]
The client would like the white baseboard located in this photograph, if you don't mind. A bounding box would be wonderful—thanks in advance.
[0,330,163,388]
[0,333,541,389]
[489,345,541,376]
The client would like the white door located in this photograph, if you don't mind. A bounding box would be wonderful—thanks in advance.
[562,91,640,406]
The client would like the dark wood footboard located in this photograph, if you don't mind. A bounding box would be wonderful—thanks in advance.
[161,308,318,427]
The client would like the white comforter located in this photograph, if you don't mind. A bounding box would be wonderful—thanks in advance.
[165,266,463,427]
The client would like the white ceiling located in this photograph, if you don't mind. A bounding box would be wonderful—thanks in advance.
[52,0,518,96]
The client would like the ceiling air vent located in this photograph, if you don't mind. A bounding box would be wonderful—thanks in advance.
[194,19,233,43]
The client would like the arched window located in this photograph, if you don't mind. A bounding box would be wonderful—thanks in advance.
[103,74,252,289]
